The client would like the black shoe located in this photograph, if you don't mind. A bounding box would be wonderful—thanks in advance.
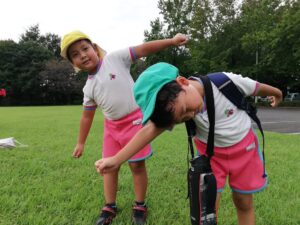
[95,206,117,225]
[132,204,147,225]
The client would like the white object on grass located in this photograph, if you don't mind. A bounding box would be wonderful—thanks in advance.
[0,137,28,149]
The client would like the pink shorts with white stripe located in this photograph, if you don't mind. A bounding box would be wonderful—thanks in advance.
[194,129,267,194]
[103,109,152,162]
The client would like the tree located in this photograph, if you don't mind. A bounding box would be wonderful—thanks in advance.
[39,60,85,105]
[265,1,300,92]
[0,40,18,105]
[39,33,61,59]
[19,24,40,43]
[187,0,243,74]
[0,39,52,105]
[20,24,61,59]
[143,0,193,74]
[12,41,52,105]
[0,26,56,105]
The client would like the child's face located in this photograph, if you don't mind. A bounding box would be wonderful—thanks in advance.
[68,40,100,74]
[171,79,203,124]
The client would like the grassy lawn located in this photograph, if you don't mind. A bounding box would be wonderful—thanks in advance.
[0,106,299,225]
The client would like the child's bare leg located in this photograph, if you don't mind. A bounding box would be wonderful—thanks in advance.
[103,168,120,204]
[232,192,255,225]
[129,160,148,202]
[215,192,221,218]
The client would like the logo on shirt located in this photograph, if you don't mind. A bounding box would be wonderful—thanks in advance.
[224,108,234,117]
[109,73,116,80]
[246,142,256,151]
[132,118,142,125]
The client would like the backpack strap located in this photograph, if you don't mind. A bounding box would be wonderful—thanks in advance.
[185,75,215,159]
[199,76,215,159]
[207,72,267,178]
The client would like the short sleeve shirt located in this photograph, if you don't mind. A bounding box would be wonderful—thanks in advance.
[193,72,259,147]
[82,47,139,120]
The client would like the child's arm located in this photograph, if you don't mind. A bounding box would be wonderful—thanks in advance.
[133,33,188,58]
[256,83,282,107]
[95,121,165,174]
[73,109,96,158]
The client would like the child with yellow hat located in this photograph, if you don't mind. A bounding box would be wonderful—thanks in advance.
[60,30,188,225]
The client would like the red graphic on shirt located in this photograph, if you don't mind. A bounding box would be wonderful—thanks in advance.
[225,108,234,117]
[109,73,116,80]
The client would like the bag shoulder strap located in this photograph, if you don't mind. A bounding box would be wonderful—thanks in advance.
[199,76,215,159]
[185,75,215,159]
[207,72,266,177]
[185,120,196,158]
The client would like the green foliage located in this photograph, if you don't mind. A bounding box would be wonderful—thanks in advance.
[1,1,300,105]
[0,106,299,225]
[143,0,193,74]
[0,39,52,105]
[265,2,300,89]
[130,59,148,81]
[38,60,86,105]
[19,24,61,58]
[144,0,299,94]
[0,25,84,106]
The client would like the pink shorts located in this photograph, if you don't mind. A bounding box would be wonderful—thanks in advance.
[103,109,152,162]
[194,129,267,194]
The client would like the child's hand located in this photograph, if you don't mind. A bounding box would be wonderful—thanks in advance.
[72,143,84,158]
[172,33,189,46]
[257,84,282,107]
[267,95,282,107]
[95,157,120,176]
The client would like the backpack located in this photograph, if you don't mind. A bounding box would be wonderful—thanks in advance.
[207,72,266,178]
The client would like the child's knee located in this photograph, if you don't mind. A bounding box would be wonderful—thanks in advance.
[129,161,146,173]
[232,193,253,211]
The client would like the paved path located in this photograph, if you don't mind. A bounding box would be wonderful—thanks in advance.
[254,107,300,134]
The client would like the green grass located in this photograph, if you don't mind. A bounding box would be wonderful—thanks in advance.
[0,106,299,225]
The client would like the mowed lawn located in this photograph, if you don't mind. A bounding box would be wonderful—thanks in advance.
[0,106,299,225]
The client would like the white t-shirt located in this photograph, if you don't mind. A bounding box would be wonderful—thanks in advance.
[82,47,139,120]
[192,72,259,147]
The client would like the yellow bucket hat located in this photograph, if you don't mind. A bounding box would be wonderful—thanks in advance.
[60,30,106,60]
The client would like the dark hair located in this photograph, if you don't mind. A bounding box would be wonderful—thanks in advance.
[149,80,183,128]
[67,39,93,62]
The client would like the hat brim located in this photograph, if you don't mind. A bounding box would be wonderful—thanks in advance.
[60,40,106,60]
[142,91,159,125]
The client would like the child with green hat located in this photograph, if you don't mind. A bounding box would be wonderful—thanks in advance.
[61,31,188,225]
[95,62,282,225]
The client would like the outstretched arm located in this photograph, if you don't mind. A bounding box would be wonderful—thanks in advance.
[256,83,282,107]
[73,109,96,158]
[95,121,165,175]
[134,33,188,58]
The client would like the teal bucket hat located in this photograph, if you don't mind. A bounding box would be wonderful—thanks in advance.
[133,62,179,125]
